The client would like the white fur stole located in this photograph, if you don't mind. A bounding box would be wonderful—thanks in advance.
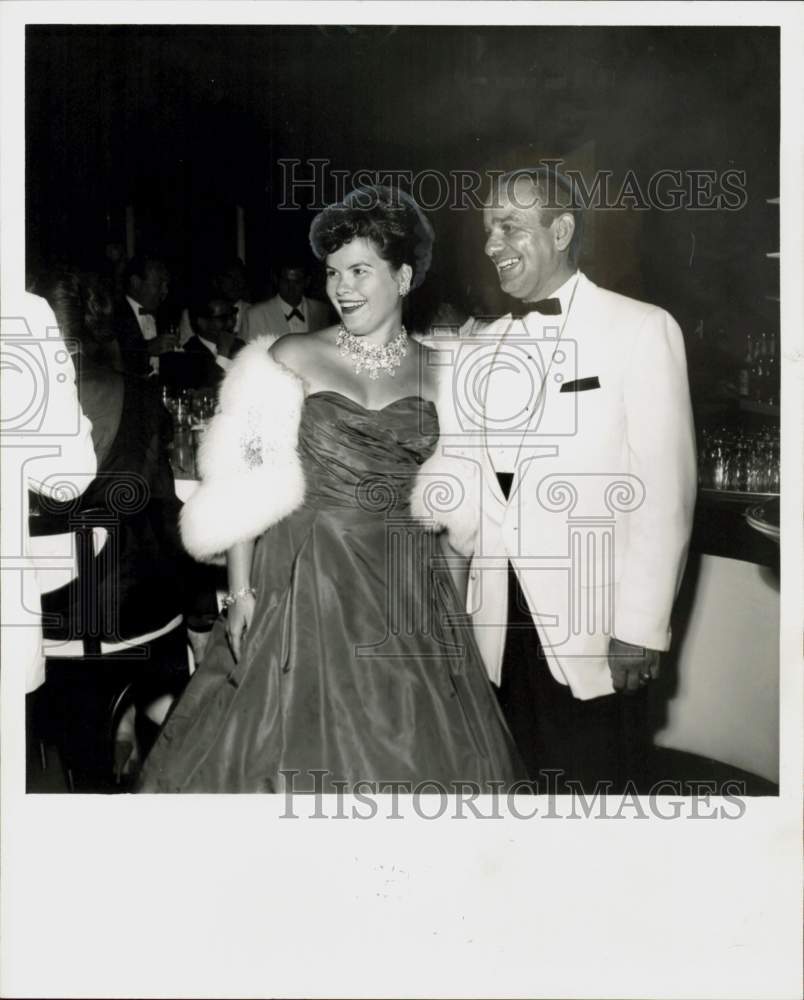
[179,338,306,561]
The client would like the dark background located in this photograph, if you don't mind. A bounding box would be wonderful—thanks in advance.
[26,24,779,403]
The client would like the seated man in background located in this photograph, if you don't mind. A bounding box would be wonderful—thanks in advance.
[179,257,251,347]
[162,291,244,393]
[247,256,330,343]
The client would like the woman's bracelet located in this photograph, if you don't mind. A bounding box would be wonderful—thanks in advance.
[222,586,257,608]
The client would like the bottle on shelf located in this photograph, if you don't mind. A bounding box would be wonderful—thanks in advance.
[751,335,765,402]
[760,331,770,401]
[738,333,753,398]
[766,333,778,406]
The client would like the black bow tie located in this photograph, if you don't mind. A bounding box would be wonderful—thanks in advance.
[285,307,304,322]
[138,306,151,316]
[510,297,562,318]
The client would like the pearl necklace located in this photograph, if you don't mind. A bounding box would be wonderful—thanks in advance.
[337,324,408,380]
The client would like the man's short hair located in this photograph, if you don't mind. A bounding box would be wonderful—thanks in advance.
[213,256,247,281]
[274,256,309,276]
[496,166,584,267]
[123,252,165,288]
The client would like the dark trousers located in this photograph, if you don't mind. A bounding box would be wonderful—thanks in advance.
[494,474,647,794]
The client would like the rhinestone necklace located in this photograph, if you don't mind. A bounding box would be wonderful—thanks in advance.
[337,324,408,380]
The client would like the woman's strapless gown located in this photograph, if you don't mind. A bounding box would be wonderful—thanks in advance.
[138,392,524,792]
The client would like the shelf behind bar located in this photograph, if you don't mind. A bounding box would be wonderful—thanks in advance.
[699,487,779,503]
[738,399,780,417]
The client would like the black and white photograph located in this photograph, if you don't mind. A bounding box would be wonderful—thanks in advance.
[1,3,801,998]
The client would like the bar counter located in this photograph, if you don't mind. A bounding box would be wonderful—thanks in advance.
[692,489,780,568]
[648,486,780,787]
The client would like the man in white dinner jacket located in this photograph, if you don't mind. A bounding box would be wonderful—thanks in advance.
[1,290,96,699]
[461,166,696,791]
[247,258,330,344]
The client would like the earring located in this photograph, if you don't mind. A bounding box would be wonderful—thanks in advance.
[399,280,410,297]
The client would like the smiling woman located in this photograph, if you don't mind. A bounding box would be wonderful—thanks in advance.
[137,185,525,794]
[325,238,410,352]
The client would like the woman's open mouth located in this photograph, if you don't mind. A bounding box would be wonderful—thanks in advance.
[338,299,367,315]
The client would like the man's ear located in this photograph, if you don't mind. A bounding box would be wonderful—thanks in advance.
[553,212,575,253]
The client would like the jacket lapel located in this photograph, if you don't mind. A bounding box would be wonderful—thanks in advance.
[481,278,585,508]
[480,331,511,510]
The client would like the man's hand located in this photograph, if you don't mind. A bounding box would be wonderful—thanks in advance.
[218,329,238,359]
[148,332,179,356]
[608,637,660,694]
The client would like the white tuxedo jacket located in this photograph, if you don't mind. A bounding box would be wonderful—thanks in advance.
[446,273,697,700]
[246,295,330,343]
[1,292,97,691]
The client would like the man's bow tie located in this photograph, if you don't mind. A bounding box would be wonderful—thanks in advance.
[285,307,305,322]
[510,297,562,318]
[138,306,151,316]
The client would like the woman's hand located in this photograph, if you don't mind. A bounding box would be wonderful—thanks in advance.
[226,592,256,662]
[225,540,257,661]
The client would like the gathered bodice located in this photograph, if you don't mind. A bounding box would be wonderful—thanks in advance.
[297,391,438,516]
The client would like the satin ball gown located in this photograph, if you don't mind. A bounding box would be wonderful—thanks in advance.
[138,390,524,792]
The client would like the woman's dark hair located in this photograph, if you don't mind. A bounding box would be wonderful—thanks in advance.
[309,185,434,289]
[31,268,115,360]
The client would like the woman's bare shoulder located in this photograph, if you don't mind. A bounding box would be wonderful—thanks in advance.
[268,333,308,365]
[269,328,338,376]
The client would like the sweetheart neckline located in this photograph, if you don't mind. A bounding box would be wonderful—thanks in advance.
[305,390,437,414]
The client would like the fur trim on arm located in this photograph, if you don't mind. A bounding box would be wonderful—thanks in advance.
[180,337,306,561]
[410,345,481,558]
